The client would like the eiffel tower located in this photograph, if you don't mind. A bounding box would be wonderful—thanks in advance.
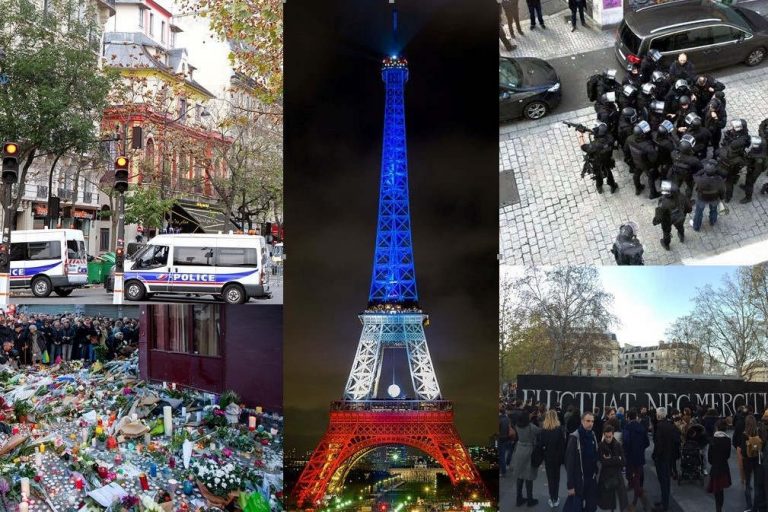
[292,19,483,510]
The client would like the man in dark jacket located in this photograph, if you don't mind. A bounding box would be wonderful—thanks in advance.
[653,180,689,250]
[569,0,586,31]
[668,53,696,82]
[693,159,726,231]
[566,412,599,512]
[653,407,679,512]
[526,0,545,29]
[623,409,651,510]
[498,407,513,477]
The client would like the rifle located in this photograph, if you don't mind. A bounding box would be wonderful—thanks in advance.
[563,121,592,134]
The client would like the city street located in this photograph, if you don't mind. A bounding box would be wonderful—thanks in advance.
[500,436,749,512]
[7,274,283,305]
[499,0,768,265]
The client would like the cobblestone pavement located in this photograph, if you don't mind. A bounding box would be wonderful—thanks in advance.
[500,9,616,61]
[499,67,768,266]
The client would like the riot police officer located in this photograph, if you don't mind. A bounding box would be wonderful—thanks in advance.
[623,64,643,88]
[740,136,767,204]
[691,74,724,117]
[595,92,620,141]
[625,120,659,197]
[637,83,655,118]
[668,134,702,199]
[682,113,711,160]
[654,120,677,180]
[597,69,621,98]
[671,95,696,128]
[721,118,749,148]
[692,159,726,231]
[651,70,671,99]
[640,50,663,83]
[580,122,619,194]
[704,97,727,158]
[664,79,691,114]
[719,119,750,202]
[648,99,667,131]
[653,180,689,250]
[610,222,644,265]
[618,84,639,110]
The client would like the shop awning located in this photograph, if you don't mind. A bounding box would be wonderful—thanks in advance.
[171,203,237,233]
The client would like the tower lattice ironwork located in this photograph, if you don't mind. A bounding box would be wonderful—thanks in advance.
[292,54,483,510]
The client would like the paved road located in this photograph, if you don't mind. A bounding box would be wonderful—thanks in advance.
[501,437,751,512]
[7,275,284,305]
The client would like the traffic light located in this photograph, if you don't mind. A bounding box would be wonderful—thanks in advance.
[114,156,129,193]
[115,245,124,270]
[2,142,19,184]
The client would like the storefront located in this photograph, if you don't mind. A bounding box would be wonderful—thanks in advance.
[31,203,98,250]
[168,200,237,234]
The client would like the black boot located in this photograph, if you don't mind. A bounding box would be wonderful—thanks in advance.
[660,238,670,251]
[610,183,619,193]
[635,184,645,196]
[527,498,539,507]
[596,185,604,194]
[740,196,752,204]
[678,230,685,243]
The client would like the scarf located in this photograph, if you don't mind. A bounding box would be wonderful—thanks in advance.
[579,425,597,462]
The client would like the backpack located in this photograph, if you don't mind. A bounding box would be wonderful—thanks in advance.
[747,435,763,459]
[587,74,601,102]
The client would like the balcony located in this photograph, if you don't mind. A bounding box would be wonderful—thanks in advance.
[84,192,94,204]
[36,186,48,199]
[57,188,74,202]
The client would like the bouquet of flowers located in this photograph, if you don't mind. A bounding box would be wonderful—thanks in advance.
[191,459,244,503]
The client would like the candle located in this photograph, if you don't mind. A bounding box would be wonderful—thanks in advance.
[181,406,186,418]
[91,438,97,448]
[75,477,84,490]
[19,502,28,512]
[162,382,167,389]
[248,416,256,431]
[98,466,108,479]
[255,406,263,414]
[163,406,172,437]
[21,477,30,497]
[149,462,157,478]
[167,479,178,494]
[144,432,151,446]
[168,456,176,469]
[81,428,88,445]
[39,443,45,454]
[131,413,138,422]
[11,426,18,435]
[183,479,194,495]
[34,450,42,467]
[195,412,202,424]
[139,473,149,491]
[171,383,177,391]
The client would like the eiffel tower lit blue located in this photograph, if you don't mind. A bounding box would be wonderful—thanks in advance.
[367,54,418,308]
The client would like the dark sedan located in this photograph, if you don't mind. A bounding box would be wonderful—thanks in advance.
[500,56,562,122]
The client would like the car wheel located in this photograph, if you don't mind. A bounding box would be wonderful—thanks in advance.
[53,288,73,297]
[746,47,766,66]
[524,101,548,120]
[125,280,146,301]
[222,284,247,305]
[31,276,52,298]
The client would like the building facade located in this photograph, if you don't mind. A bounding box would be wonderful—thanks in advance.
[572,332,622,377]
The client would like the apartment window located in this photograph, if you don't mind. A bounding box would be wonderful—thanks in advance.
[178,98,187,122]
[149,12,154,35]
[138,7,144,28]
[161,21,166,43]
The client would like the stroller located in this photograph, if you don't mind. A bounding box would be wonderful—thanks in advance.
[679,424,707,484]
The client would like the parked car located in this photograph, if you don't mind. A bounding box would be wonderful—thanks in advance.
[499,56,562,122]
[615,0,768,72]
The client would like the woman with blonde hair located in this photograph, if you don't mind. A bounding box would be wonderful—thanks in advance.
[538,409,566,507]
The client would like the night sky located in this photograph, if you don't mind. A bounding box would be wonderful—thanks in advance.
[284,0,498,454]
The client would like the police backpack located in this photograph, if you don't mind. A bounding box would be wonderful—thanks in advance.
[587,74,601,102]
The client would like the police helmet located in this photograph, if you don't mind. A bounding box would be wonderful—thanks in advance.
[641,83,656,96]
[674,79,689,91]
[679,133,696,152]
[730,119,745,132]
[604,69,618,81]
[747,136,764,153]
[622,84,638,97]
[679,95,691,107]
[685,113,701,128]
[622,107,638,123]
[714,90,726,100]
[652,71,666,84]
[593,122,609,137]
[709,97,722,110]
[649,49,662,62]
[660,180,675,196]
[601,91,617,103]
[702,159,719,175]
[658,120,674,135]
[650,100,666,114]
[619,221,639,239]
[627,64,640,74]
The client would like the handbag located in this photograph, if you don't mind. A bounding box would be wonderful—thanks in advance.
[41,350,49,364]
[562,495,584,512]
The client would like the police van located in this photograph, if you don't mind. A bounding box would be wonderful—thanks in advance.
[10,229,88,297]
[122,233,271,304]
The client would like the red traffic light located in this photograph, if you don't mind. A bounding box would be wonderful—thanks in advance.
[3,143,18,156]
[115,156,129,168]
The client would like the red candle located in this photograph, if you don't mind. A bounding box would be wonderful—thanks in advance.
[98,466,108,479]
[11,426,18,435]
[168,456,176,469]
[139,473,149,491]
[75,477,84,490]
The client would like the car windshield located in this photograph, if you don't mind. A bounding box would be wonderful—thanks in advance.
[713,2,752,30]
[499,58,522,88]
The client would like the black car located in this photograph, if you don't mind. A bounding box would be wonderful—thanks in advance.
[616,0,768,72]
[499,56,562,122]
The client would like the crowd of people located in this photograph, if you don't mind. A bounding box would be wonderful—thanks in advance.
[573,51,768,263]
[0,312,139,367]
[500,398,768,512]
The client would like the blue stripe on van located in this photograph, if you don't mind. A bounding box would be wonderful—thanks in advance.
[125,269,259,284]
[10,262,61,278]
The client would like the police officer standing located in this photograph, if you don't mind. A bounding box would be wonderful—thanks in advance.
[611,222,644,265]
[653,181,689,250]
[681,114,711,160]
[741,136,767,204]
[580,122,619,194]
[654,120,677,180]
[668,134,702,199]
[718,119,750,202]
[704,97,727,158]
[640,50,663,83]
[692,159,726,231]
[625,120,659,198]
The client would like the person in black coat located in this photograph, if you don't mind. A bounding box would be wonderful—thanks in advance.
[668,53,696,82]
[653,407,679,512]
[566,412,599,512]
[569,0,586,31]
[707,420,732,512]
[597,425,629,512]
[539,409,566,508]
[526,0,545,29]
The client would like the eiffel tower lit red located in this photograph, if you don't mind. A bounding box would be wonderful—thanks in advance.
[291,15,483,510]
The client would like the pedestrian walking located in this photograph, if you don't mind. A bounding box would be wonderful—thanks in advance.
[740,415,764,512]
[569,0,586,31]
[623,409,651,510]
[499,406,514,477]
[540,409,566,508]
[707,420,732,512]
[653,407,678,512]
[565,412,600,512]
[511,408,541,507]
[597,425,629,512]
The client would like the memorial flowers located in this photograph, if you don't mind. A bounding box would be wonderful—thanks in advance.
[191,459,243,498]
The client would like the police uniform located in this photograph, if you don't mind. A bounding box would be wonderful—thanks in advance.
[653,186,689,249]
[581,133,619,194]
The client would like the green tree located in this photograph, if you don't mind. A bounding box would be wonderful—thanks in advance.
[0,0,116,218]
[124,186,176,232]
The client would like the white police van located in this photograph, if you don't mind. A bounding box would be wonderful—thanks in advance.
[10,229,88,297]
[122,233,271,304]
